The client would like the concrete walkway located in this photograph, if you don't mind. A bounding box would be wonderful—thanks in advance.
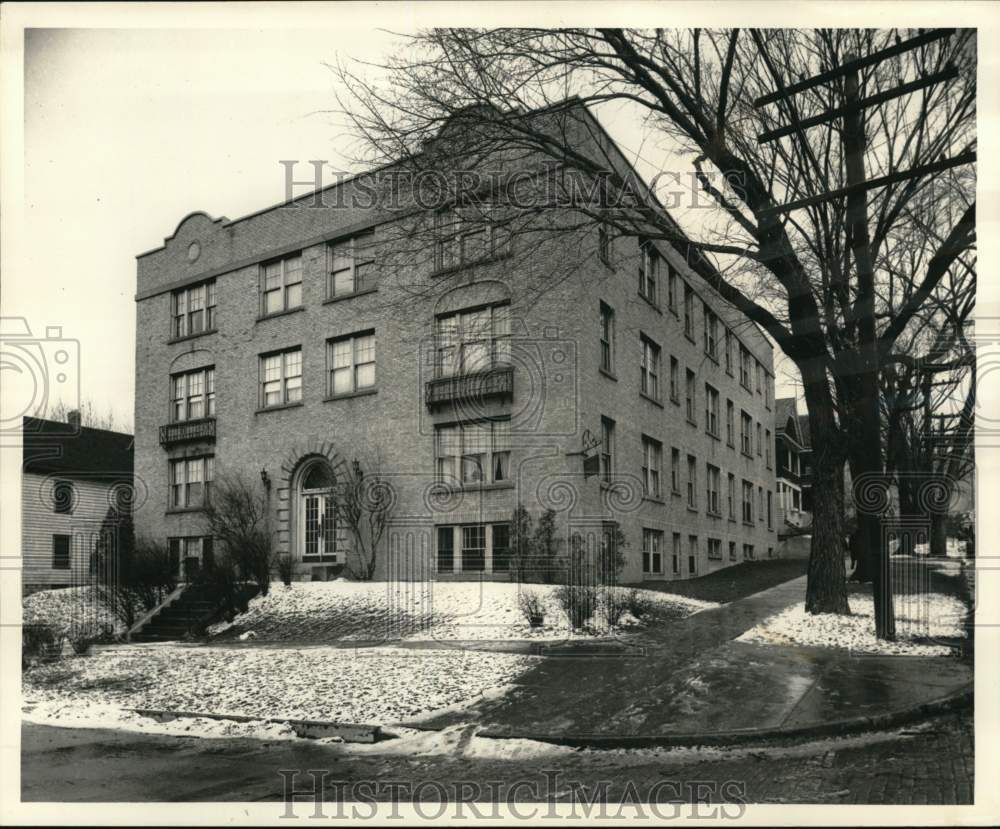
[405,576,973,743]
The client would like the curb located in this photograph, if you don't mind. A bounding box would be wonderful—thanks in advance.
[473,684,973,749]
[130,707,382,743]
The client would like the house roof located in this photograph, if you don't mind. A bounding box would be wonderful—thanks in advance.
[21,416,133,481]
[774,397,804,446]
[797,414,812,450]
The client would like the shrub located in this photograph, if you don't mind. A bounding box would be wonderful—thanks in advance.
[623,587,657,620]
[277,554,294,588]
[601,587,630,628]
[517,589,546,627]
[22,624,65,669]
[67,623,115,655]
[555,583,597,629]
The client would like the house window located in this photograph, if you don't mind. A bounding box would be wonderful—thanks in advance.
[756,422,763,456]
[703,305,718,360]
[436,419,511,485]
[726,399,735,447]
[741,411,753,456]
[642,529,664,575]
[328,231,375,297]
[724,328,733,375]
[639,242,658,305]
[756,361,763,395]
[261,253,302,316]
[667,265,677,313]
[672,533,681,574]
[685,369,696,423]
[260,348,303,408]
[600,302,614,374]
[739,345,752,390]
[708,538,722,560]
[328,331,376,396]
[598,224,612,265]
[669,357,679,403]
[705,384,720,437]
[171,367,215,422]
[168,537,215,578]
[671,447,681,494]
[765,429,772,468]
[435,208,505,271]
[435,303,510,377]
[683,283,694,340]
[600,416,614,483]
[706,464,721,516]
[171,280,217,339]
[688,535,698,575]
[461,525,487,572]
[52,480,74,514]
[729,541,737,561]
[687,454,697,509]
[52,534,71,570]
[767,490,774,529]
[641,435,662,499]
[744,543,755,561]
[169,456,214,509]
[742,480,754,524]
[759,486,765,521]
[640,335,661,400]
[436,526,454,572]
[728,473,736,520]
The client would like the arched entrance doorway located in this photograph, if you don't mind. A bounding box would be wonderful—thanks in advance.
[296,459,341,562]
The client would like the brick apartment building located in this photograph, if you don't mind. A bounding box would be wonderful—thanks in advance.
[133,101,778,584]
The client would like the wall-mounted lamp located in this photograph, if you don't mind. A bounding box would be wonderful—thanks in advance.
[260,467,270,489]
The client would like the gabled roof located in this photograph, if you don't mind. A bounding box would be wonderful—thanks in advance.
[22,416,133,481]
[774,397,804,446]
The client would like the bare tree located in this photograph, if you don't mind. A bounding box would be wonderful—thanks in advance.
[203,470,274,596]
[334,456,393,581]
[49,399,132,433]
[333,28,976,632]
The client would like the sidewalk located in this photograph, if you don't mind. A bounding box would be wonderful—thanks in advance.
[405,576,973,744]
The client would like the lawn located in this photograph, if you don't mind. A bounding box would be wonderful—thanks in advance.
[630,557,808,604]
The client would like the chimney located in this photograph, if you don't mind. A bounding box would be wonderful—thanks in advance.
[67,409,81,430]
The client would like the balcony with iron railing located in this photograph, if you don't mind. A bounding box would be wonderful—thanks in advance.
[159,417,216,447]
[425,365,514,409]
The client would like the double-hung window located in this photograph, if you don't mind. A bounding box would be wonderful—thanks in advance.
[685,369,696,423]
[740,345,752,390]
[671,447,681,494]
[728,473,736,520]
[756,423,763,456]
[669,357,679,403]
[742,480,754,524]
[328,331,376,396]
[639,242,658,305]
[687,454,697,509]
[52,535,71,570]
[724,328,733,375]
[170,456,214,509]
[641,435,662,499]
[600,302,614,374]
[642,529,664,575]
[328,231,375,297]
[600,416,614,483]
[260,348,303,408]
[667,265,677,313]
[435,208,505,271]
[705,384,720,437]
[640,335,661,400]
[706,464,721,515]
[684,284,694,340]
[765,429,772,467]
[172,280,216,339]
[708,538,722,560]
[436,419,511,485]
[435,303,510,377]
[726,399,735,447]
[741,411,753,456]
[171,367,215,422]
[703,305,718,360]
[261,254,302,315]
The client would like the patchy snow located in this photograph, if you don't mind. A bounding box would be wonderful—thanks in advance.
[737,592,967,656]
[23,643,536,727]
[209,581,715,643]
[22,586,133,636]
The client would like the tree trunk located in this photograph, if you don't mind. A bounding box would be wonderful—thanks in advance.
[929,510,948,558]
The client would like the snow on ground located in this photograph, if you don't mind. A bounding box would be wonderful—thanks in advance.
[208,581,716,643]
[737,592,967,656]
[22,586,132,636]
[23,643,537,727]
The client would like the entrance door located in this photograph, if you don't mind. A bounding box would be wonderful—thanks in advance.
[298,461,339,562]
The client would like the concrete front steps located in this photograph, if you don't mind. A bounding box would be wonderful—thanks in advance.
[130,584,256,642]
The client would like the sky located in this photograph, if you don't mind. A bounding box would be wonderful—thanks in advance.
[12,25,802,433]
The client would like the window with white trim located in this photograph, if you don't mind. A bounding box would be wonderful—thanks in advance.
[171,367,215,422]
[328,231,375,297]
[705,384,720,437]
[640,335,661,400]
[435,303,510,377]
[260,348,303,408]
[171,280,216,339]
[742,479,754,524]
[261,253,302,315]
[641,435,662,499]
[327,332,375,396]
[642,528,664,575]
[741,410,753,456]
[169,455,214,509]
[706,464,721,516]
[435,419,511,485]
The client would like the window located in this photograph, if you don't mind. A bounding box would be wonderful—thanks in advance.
[639,242,658,304]
[765,374,773,409]
[52,480,74,514]
[672,533,682,574]
[640,335,661,400]
[435,208,506,271]
[328,231,375,297]
[328,332,376,396]
[729,541,737,561]
[52,534,70,569]
[683,283,694,339]
[435,303,510,377]
[765,429,772,468]
[724,402,734,448]
[667,265,677,313]
[724,328,733,375]
[169,455,214,509]
[436,419,511,485]
[768,546,774,559]
[261,254,302,315]
[739,345,752,390]
[687,454,697,509]
[703,305,718,360]
[260,348,302,408]
[708,538,722,560]
[436,526,454,572]
[169,537,216,577]
[669,357,680,403]
[756,361,763,395]
[492,523,512,572]
[705,384,720,437]
[688,535,698,574]
[171,367,215,422]
[171,280,217,339]
[671,447,681,494]
[744,543,755,561]
[728,473,736,520]
[641,435,662,499]
[642,529,664,575]
[706,464,721,515]
[742,480,754,524]
[759,486,765,521]
[685,369,696,423]
[598,224,612,265]
[600,416,614,483]
[756,422,763,456]
[600,302,615,374]
[767,490,774,529]
[462,525,486,572]
[740,411,753,456]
